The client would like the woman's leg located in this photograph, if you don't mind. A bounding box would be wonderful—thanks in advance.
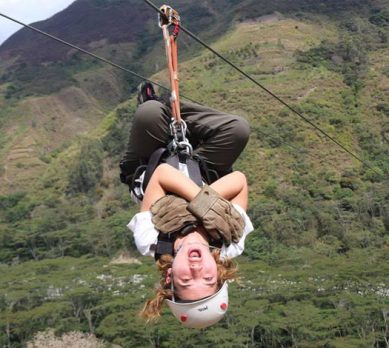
[141,164,248,211]
[121,100,250,188]
[121,100,171,181]
[182,102,250,177]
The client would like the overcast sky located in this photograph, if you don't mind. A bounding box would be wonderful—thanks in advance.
[0,0,76,44]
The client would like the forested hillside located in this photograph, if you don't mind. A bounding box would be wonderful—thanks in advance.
[0,0,388,347]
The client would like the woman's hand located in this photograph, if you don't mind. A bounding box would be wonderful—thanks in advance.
[187,185,244,245]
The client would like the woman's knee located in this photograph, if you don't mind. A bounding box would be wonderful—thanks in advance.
[233,170,247,187]
[133,100,169,130]
[231,117,250,148]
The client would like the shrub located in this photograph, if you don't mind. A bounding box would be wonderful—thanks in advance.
[296,38,368,91]
[4,201,36,223]
[369,9,389,27]
[67,139,104,194]
[101,106,133,157]
[27,330,110,348]
[376,103,389,116]
[0,192,27,210]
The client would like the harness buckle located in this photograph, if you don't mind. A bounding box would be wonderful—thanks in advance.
[169,119,192,156]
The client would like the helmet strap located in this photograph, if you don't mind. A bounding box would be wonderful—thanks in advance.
[170,272,176,302]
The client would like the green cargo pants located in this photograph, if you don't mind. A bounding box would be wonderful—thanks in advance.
[121,100,250,180]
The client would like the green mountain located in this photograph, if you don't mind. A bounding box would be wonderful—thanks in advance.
[0,0,388,347]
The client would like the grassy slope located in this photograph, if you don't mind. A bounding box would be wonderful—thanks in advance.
[0,60,133,195]
[178,17,354,194]
[1,11,389,348]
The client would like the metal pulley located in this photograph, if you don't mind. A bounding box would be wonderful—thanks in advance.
[158,5,181,29]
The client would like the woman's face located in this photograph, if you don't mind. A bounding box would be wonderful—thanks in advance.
[168,231,218,301]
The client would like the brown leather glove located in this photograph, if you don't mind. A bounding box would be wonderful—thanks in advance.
[187,185,245,245]
[150,195,198,234]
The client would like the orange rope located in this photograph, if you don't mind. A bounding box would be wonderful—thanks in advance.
[159,5,181,122]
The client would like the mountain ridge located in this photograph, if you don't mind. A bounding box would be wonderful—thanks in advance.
[0,0,153,63]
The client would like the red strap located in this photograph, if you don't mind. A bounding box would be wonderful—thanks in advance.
[172,24,180,38]
[160,5,181,122]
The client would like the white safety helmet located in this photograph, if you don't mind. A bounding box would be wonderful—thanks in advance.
[166,282,229,329]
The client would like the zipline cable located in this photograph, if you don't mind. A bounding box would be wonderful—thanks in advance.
[0,12,325,163]
[0,12,200,105]
[142,0,383,175]
[0,11,384,173]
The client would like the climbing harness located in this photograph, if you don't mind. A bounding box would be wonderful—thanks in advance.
[124,4,219,203]
[124,5,223,266]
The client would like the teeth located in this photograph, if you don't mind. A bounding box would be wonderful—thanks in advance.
[189,250,201,258]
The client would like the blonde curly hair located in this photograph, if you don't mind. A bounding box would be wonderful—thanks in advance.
[139,249,238,322]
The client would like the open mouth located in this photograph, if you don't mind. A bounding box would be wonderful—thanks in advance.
[188,248,202,260]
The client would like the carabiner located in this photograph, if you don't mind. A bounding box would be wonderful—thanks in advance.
[170,119,188,143]
[177,140,193,156]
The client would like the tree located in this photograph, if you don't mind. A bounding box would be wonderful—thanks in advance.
[67,139,104,194]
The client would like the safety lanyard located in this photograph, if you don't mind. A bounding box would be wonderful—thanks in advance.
[158,5,192,156]
[159,5,181,122]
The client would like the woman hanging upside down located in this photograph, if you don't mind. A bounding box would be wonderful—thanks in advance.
[122,83,253,328]
[127,163,253,328]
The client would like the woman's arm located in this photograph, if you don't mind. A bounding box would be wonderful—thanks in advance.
[140,163,248,211]
[210,171,248,210]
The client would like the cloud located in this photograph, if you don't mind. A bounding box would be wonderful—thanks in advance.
[0,0,75,44]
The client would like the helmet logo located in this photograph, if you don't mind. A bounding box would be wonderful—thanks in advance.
[197,305,209,312]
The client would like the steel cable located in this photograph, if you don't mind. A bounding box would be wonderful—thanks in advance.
[142,0,383,175]
[0,12,322,162]
[0,10,385,174]
[0,12,201,104]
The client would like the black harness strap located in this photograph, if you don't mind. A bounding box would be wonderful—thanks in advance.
[154,234,175,260]
[143,148,204,189]
[186,157,203,187]
[165,152,180,168]
[130,146,218,201]
[142,147,168,192]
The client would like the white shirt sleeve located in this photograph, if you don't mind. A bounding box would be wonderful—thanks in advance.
[127,211,158,257]
[220,204,254,259]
